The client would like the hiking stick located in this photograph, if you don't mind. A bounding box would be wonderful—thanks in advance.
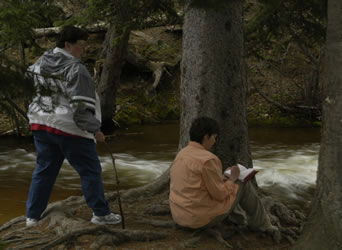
[103,141,125,229]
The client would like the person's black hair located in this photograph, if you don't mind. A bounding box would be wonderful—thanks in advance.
[189,117,219,144]
[56,26,88,48]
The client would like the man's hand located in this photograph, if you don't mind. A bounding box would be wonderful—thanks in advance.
[95,131,105,142]
[229,165,240,182]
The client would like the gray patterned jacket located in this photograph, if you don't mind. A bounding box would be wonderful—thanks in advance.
[27,47,101,140]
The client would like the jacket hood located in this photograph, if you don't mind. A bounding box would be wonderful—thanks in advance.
[36,48,80,76]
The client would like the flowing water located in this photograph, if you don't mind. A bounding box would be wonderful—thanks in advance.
[0,123,320,225]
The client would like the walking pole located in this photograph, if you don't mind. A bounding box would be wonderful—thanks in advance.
[103,141,125,229]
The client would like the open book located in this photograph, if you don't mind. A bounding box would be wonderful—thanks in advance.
[224,164,258,183]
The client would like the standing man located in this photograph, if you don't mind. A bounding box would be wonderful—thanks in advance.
[26,26,121,227]
[169,117,277,232]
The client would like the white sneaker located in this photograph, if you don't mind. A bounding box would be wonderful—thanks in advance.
[91,213,121,225]
[26,218,39,227]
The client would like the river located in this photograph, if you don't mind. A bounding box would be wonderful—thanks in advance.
[0,122,320,225]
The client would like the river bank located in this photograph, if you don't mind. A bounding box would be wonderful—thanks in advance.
[0,124,319,225]
[0,124,319,250]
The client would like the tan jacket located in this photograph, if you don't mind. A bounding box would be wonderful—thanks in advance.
[169,141,239,228]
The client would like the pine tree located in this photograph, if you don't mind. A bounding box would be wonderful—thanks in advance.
[73,0,180,131]
[0,0,62,134]
[246,0,326,119]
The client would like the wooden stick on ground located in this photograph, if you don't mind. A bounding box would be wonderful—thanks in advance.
[104,141,125,229]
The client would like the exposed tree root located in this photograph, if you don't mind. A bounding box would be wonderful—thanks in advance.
[137,218,176,228]
[2,217,166,249]
[136,218,241,249]
[2,228,44,242]
[143,203,170,215]
[121,168,171,201]
[181,235,202,248]
[180,228,233,249]
[0,216,25,232]
[9,238,52,250]
[206,228,233,248]
[260,195,304,244]
[40,226,166,250]
[5,236,47,244]
[0,173,305,249]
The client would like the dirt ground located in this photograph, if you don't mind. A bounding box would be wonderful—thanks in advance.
[0,189,295,250]
[100,194,292,250]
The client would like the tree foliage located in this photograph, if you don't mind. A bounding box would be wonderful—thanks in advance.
[0,0,62,47]
[246,0,326,57]
[0,0,329,133]
[0,54,34,134]
[0,0,62,134]
[70,0,180,31]
[246,0,326,120]
[0,0,180,134]
[67,0,180,130]
[76,0,180,49]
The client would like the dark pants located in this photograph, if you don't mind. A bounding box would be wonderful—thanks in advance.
[26,130,110,220]
[203,181,268,230]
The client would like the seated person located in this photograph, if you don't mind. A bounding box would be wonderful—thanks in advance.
[169,117,277,232]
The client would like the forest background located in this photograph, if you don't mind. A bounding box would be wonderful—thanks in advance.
[0,0,335,249]
[0,0,325,135]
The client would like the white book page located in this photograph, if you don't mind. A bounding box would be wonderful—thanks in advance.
[224,164,257,181]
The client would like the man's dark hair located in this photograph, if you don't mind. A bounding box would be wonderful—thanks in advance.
[56,26,88,48]
[189,117,220,143]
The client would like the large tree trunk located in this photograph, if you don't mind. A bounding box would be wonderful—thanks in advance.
[121,0,249,200]
[179,0,251,169]
[294,1,342,249]
[97,24,130,132]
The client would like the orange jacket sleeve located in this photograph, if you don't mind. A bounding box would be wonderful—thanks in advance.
[202,158,237,201]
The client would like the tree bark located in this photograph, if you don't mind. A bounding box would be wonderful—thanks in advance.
[180,0,251,169]
[294,0,342,249]
[119,0,250,199]
[97,24,130,131]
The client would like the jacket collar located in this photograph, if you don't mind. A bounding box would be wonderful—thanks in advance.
[53,47,74,58]
[188,141,205,149]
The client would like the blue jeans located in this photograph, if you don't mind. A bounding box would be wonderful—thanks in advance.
[26,130,111,220]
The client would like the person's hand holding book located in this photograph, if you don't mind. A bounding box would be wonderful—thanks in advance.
[226,165,240,183]
[224,164,258,183]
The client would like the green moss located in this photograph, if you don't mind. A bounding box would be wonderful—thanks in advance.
[133,39,181,63]
[114,90,180,127]
[114,97,142,126]
[248,113,319,128]
[312,121,322,127]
